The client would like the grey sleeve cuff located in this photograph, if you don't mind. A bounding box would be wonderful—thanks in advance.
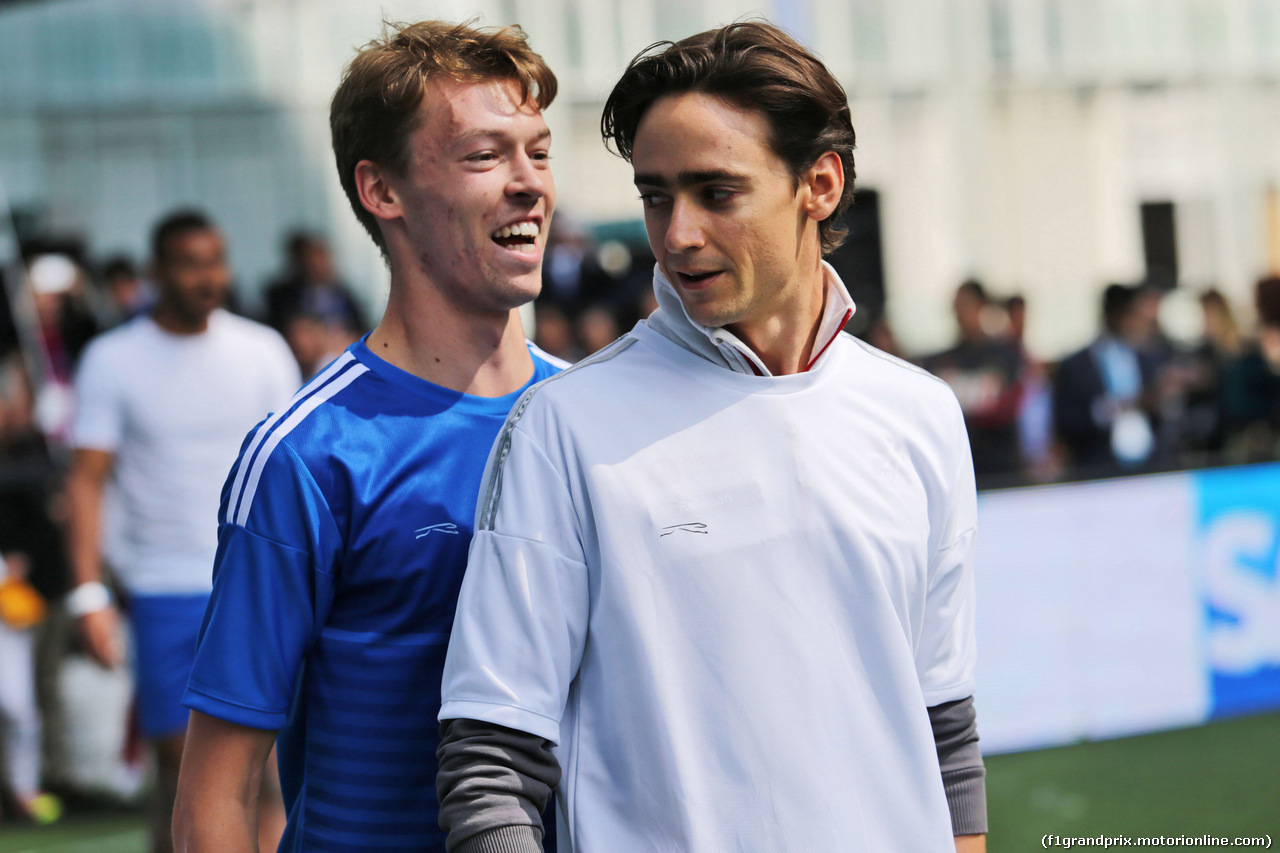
[929,695,988,835]
[452,825,544,853]
[437,718,561,853]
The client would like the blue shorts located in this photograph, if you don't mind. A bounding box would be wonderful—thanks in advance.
[128,593,210,739]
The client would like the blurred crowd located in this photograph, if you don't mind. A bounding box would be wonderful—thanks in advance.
[2,213,1280,821]
[906,276,1280,490]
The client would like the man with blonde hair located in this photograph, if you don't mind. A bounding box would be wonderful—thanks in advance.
[174,19,562,852]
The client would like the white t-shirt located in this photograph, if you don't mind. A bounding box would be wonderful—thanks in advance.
[72,310,300,594]
[442,271,978,852]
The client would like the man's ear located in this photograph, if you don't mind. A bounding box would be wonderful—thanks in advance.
[355,160,402,222]
[801,151,844,224]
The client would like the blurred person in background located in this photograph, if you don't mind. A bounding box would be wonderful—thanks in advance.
[0,550,60,826]
[1131,281,1177,370]
[27,253,99,445]
[94,255,154,328]
[574,302,621,356]
[1054,283,1160,476]
[280,311,359,381]
[1220,275,1280,461]
[262,231,367,342]
[64,210,298,853]
[0,280,72,815]
[924,279,1025,486]
[540,214,610,315]
[533,302,581,362]
[1181,288,1242,457]
[1002,295,1059,482]
[173,20,564,853]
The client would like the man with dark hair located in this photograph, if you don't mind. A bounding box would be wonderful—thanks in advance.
[925,279,1026,486]
[1054,283,1159,475]
[262,231,367,340]
[438,21,986,853]
[66,210,299,853]
[173,19,563,853]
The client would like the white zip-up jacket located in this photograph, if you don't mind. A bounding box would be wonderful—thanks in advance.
[440,264,981,853]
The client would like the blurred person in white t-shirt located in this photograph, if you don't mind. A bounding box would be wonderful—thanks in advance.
[64,211,299,853]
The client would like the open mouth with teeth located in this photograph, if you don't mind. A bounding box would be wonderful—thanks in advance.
[492,221,541,254]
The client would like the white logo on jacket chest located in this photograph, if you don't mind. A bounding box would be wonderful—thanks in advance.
[660,522,708,537]
[416,522,459,539]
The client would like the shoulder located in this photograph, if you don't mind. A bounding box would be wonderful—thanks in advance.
[1056,347,1096,378]
[75,318,155,379]
[243,353,371,463]
[221,353,372,523]
[834,335,967,445]
[213,312,297,366]
[81,316,150,357]
[527,341,572,373]
[513,334,642,416]
[840,334,958,400]
[214,311,288,347]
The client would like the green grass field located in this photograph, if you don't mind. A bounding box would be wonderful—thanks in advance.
[2,711,1276,853]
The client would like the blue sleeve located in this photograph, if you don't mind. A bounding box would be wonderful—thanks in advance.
[183,439,341,731]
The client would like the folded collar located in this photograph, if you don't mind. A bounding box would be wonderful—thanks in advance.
[647,261,856,376]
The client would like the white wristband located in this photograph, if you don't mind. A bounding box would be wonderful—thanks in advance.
[65,581,112,617]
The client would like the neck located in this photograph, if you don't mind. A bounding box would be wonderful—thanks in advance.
[151,303,211,335]
[725,257,827,376]
[368,278,533,397]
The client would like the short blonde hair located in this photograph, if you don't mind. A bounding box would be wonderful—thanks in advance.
[330,20,557,253]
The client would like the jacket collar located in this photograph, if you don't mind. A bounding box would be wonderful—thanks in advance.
[644,261,856,376]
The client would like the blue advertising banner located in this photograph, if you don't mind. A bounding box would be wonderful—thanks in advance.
[1194,463,1280,719]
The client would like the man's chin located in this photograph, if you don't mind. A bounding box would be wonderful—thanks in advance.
[680,300,736,330]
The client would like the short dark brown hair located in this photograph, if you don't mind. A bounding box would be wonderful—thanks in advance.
[601,21,856,254]
[330,20,557,254]
[152,210,216,263]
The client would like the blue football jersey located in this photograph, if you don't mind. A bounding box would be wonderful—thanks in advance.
[184,338,563,852]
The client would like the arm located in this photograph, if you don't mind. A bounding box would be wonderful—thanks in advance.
[439,406,588,850]
[436,718,560,853]
[931,696,987,846]
[920,396,986,845]
[173,711,277,853]
[64,446,122,668]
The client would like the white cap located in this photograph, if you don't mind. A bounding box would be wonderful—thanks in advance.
[28,254,78,295]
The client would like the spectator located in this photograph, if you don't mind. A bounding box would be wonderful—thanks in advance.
[924,279,1025,485]
[1181,289,1241,455]
[1054,283,1160,476]
[533,303,581,363]
[94,256,153,328]
[576,302,621,357]
[541,216,611,315]
[281,312,358,381]
[64,210,298,853]
[27,253,99,445]
[1220,276,1280,461]
[0,551,60,826]
[262,231,367,339]
[1004,294,1060,482]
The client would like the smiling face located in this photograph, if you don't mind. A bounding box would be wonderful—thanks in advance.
[382,77,554,315]
[632,92,832,334]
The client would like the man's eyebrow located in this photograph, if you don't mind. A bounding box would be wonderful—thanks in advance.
[452,127,552,147]
[633,169,750,188]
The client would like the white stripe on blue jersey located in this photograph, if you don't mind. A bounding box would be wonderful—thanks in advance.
[226,353,369,526]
